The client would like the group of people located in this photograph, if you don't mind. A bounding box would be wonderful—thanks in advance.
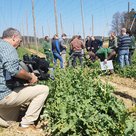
[86,28,136,68]
[42,27,135,69]
[42,34,85,68]
[42,33,67,68]
[0,26,135,132]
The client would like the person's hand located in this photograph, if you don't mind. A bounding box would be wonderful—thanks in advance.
[29,73,38,84]
[87,47,90,50]
[104,59,107,64]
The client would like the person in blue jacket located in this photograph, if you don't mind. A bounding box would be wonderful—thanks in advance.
[52,34,63,68]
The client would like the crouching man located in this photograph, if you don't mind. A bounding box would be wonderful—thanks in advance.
[96,47,116,74]
[0,28,49,131]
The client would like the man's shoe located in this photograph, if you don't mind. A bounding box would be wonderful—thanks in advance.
[109,69,114,75]
[17,124,43,132]
[0,117,9,128]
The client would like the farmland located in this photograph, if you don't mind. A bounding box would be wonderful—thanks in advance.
[39,49,136,135]
[41,67,136,136]
[0,47,136,136]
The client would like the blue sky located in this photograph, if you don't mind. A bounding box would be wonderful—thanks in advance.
[0,0,136,38]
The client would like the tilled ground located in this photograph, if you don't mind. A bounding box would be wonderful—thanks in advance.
[25,48,46,58]
[101,74,136,109]
[0,122,46,136]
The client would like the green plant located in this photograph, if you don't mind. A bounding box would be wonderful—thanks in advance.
[17,47,31,59]
[41,67,136,136]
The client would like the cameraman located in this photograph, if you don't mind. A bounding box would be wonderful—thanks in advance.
[0,28,49,131]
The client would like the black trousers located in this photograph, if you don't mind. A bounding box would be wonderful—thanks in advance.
[72,51,83,67]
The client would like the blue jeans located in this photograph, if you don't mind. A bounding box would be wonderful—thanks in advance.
[53,52,63,68]
[118,49,129,68]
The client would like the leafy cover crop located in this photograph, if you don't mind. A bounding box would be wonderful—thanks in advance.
[41,68,136,136]
[17,47,31,59]
[115,65,136,79]
[114,51,136,79]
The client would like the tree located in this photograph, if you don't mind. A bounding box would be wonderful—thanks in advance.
[111,12,125,35]
[124,8,136,37]
[111,9,136,37]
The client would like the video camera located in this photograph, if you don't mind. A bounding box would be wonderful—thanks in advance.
[5,54,54,90]
[23,54,50,80]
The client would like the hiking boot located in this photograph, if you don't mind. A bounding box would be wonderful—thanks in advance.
[17,124,43,132]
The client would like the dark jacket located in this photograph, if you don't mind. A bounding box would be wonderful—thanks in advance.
[85,39,91,51]
[90,39,102,53]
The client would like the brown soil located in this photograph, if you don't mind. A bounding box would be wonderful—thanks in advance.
[101,74,136,109]
[0,122,46,136]
[25,48,46,58]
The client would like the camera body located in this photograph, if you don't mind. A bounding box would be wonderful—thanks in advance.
[23,54,50,80]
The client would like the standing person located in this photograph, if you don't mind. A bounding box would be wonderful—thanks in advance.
[52,34,63,68]
[42,36,53,63]
[109,32,118,51]
[85,36,91,52]
[118,28,131,68]
[109,32,118,61]
[126,30,136,65]
[70,35,84,67]
[78,35,84,56]
[67,35,76,66]
[88,36,102,62]
[59,33,67,68]
[0,28,49,131]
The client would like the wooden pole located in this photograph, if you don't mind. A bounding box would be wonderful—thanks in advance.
[128,2,130,13]
[73,23,75,36]
[92,15,94,36]
[22,20,25,47]
[80,0,85,40]
[31,0,38,52]
[42,26,44,38]
[130,17,136,31]
[126,2,131,28]
[54,0,58,35]
[21,23,24,47]
[26,12,30,48]
[60,13,64,34]
[47,20,51,38]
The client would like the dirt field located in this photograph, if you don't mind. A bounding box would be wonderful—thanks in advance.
[101,74,136,109]
[25,48,46,58]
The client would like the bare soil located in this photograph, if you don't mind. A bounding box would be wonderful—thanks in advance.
[0,122,46,136]
[25,48,46,58]
[101,74,136,109]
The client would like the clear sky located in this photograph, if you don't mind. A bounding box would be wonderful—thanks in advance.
[0,0,136,38]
